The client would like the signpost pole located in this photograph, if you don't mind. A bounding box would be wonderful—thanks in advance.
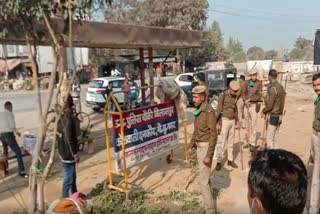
[184,120,189,160]
[119,105,129,191]
[139,48,146,105]
[104,95,113,187]
[148,47,154,104]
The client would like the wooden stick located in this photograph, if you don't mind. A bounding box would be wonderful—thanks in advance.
[239,128,243,171]
[184,170,198,192]
[261,117,268,149]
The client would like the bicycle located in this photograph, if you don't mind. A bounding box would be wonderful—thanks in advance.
[46,109,92,151]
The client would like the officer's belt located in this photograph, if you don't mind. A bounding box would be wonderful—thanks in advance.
[196,142,208,147]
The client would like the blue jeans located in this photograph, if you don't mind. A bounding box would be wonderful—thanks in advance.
[62,162,77,198]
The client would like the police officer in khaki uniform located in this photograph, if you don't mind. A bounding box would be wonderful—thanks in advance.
[309,73,320,213]
[188,85,217,214]
[237,75,246,129]
[243,69,262,152]
[215,81,240,171]
[261,69,286,149]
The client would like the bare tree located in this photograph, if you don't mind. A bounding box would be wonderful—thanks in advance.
[0,1,112,213]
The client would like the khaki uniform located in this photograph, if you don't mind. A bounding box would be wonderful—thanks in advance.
[309,97,320,213]
[216,91,238,163]
[190,102,217,213]
[243,80,262,146]
[237,80,246,128]
[262,80,285,149]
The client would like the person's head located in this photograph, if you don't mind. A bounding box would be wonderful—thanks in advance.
[196,72,206,85]
[4,101,12,112]
[108,82,113,88]
[229,80,240,97]
[248,149,307,214]
[124,78,129,84]
[192,85,207,107]
[249,69,258,82]
[268,69,278,82]
[312,73,320,96]
[239,75,246,82]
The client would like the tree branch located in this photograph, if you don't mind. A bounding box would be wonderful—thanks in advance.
[41,9,62,118]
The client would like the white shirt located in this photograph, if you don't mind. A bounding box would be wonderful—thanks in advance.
[0,110,16,133]
[111,69,121,76]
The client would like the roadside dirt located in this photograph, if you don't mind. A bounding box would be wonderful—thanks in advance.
[0,81,316,213]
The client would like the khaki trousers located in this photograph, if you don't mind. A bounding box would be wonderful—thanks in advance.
[237,99,245,128]
[196,142,215,213]
[310,133,320,214]
[217,118,235,162]
[266,124,279,149]
[244,105,258,146]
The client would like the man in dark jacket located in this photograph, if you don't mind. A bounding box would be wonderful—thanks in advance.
[57,95,79,198]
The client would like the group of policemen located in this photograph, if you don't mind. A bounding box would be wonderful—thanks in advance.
[188,68,286,213]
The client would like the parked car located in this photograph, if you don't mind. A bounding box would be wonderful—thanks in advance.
[178,67,237,109]
[86,77,125,111]
[174,73,196,106]
[174,73,195,87]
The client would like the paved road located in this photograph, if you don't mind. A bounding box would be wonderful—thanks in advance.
[0,85,89,113]
[0,76,176,113]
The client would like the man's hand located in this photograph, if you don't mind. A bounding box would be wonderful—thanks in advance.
[188,148,192,158]
[74,155,80,163]
[203,156,211,167]
[16,132,21,137]
[216,124,221,135]
[245,99,251,108]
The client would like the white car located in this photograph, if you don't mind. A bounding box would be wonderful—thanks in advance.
[174,72,196,87]
[86,77,125,111]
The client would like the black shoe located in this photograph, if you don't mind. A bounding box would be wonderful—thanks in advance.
[243,144,249,149]
[215,163,222,171]
[249,145,257,153]
[19,173,29,178]
[227,161,238,169]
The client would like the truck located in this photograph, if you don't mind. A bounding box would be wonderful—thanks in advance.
[180,67,237,109]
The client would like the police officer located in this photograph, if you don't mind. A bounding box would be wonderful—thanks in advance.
[237,75,246,129]
[215,81,240,171]
[308,73,320,213]
[261,69,286,149]
[243,69,262,152]
[188,85,217,214]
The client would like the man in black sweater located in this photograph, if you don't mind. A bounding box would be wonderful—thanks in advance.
[57,95,79,198]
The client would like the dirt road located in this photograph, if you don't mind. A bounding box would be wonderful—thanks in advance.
[0,92,316,213]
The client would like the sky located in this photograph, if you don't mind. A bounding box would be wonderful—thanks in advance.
[207,0,320,50]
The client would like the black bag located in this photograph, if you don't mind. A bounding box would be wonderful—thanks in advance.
[269,113,280,126]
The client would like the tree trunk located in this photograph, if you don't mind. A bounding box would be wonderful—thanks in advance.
[27,10,63,213]
[26,33,47,214]
[27,2,78,212]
